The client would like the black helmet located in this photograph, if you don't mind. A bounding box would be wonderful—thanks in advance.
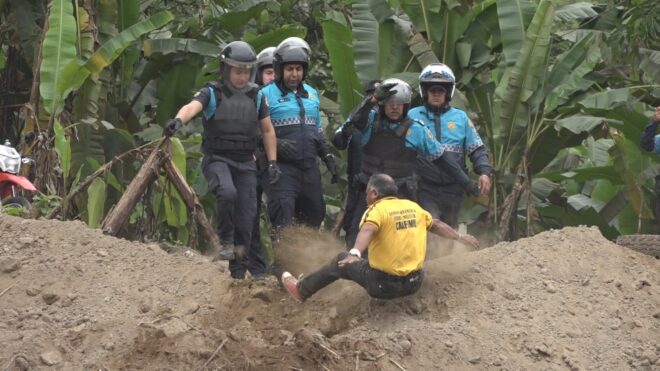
[255,46,276,84]
[273,37,311,83]
[220,41,257,83]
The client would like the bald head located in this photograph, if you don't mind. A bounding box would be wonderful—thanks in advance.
[367,174,398,200]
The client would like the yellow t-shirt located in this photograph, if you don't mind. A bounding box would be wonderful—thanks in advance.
[359,197,433,276]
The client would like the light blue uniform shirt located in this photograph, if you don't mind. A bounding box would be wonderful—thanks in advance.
[338,109,444,160]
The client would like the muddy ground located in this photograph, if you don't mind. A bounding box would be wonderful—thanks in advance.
[0,215,658,370]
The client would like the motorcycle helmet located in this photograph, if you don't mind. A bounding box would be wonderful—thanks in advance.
[418,63,456,102]
[378,78,413,119]
[255,46,276,84]
[273,37,311,83]
[220,41,257,84]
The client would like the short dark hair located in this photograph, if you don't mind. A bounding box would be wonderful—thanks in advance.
[367,174,398,198]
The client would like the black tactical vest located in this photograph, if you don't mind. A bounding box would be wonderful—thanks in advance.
[361,118,418,178]
[202,83,259,158]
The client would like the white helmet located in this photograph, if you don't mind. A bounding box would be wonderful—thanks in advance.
[378,78,413,105]
[419,63,455,101]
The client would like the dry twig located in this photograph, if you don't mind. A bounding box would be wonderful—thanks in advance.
[0,283,15,298]
[201,338,228,369]
[389,358,407,371]
[318,343,340,359]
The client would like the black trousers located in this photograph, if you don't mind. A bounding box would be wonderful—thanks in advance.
[655,175,660,232]
[264,162,325,230]
[417,180,464,228]
[202,156,258,278]
[246,172,267,277]
[298,252,423,300]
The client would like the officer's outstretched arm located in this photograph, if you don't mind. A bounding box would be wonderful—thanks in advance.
[175,101,203,125]
[259,117,277,161]
[347,97,375,131]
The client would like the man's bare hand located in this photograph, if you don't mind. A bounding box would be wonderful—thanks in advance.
[653,107,660,123]
[458,234,480,249]
[338,254,361,268]
[478,175,491,195]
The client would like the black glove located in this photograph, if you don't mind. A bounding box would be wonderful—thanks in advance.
[373,82,397,102]
[323,154,339,184]
[163,118,182,137]
[267,160,282,184]
[467,181,480,197]
[340,122,354,137]
[277,139,298,160]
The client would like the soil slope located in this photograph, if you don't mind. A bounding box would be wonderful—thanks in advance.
[0,215,658,370]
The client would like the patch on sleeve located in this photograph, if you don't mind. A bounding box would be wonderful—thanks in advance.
[194,91,201,97]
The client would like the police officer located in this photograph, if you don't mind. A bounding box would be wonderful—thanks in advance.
[256,46,276,86]
[163,41,281,279]
[640,106,660,230]
[409,63,492,227]
[339,78,476,248]
[332,80,381,236]
[257,37,338,232]
[245,46,278,279]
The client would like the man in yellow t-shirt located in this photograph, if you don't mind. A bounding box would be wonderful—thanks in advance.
[281,174,479,302]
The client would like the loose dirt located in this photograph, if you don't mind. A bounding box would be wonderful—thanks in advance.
[0,215,658,370]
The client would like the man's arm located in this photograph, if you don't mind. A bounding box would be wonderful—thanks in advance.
[338,222,378,267]
[175,101,203,125]
[347,97,376,131]
[429,219,479,248]
[259,117,277,161]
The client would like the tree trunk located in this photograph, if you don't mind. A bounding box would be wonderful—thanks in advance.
[101,141,169,235]
[163,160,222,252]
[499,162,526,241]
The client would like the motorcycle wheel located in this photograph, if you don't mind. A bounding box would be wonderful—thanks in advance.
[1,196,32,209]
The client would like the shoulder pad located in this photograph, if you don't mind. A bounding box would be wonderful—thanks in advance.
[203,81,222,93]
[410,118,425,127]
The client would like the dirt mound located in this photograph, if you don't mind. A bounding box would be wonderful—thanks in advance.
[1,215,658,370]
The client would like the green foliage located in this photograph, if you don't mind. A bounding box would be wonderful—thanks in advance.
[39,0,77,115]
[3,0,656,247]
[87,178,107,228]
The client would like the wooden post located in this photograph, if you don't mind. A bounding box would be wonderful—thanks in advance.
[101,141,169,235]
[163,159,222,252]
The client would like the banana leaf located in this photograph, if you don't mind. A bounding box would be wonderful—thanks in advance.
[245,24,307,52]
[156,59,201,125]
[496,0,536,66]
[143,38,220,57]
[57,11,175,101]
[352,0,379,83]
[40,0,77,116]
[378,17,414,76]
[554,2,598,22]
[118,0,140,97]
[610,134,653,218]
[321,19,363,117]
[496,0,555,168]
[545,41,601,112]
[217,0,267,32]
[398,0,443,37]
[87,178,107,228]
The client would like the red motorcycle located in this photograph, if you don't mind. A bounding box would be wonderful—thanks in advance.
[0,140,37,208]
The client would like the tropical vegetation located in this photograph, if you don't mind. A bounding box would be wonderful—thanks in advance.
[0,0,658,248]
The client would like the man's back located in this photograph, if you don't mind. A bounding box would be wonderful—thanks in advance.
[360,197,432,276]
